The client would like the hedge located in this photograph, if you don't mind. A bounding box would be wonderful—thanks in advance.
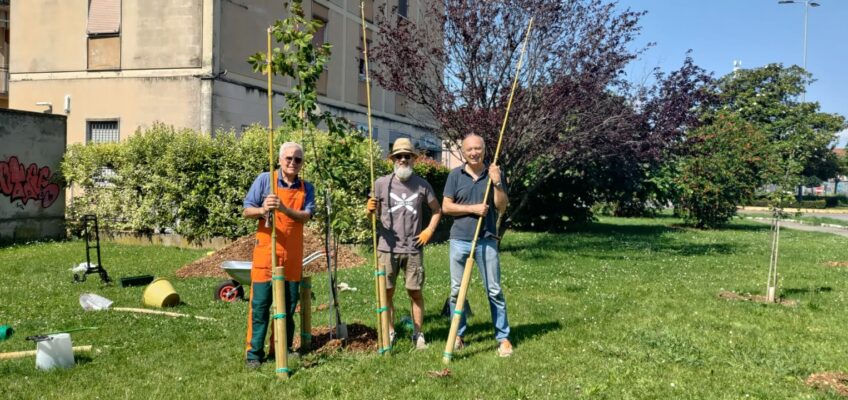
[62,123,450,243]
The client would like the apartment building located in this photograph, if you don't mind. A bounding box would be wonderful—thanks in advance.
[9,0,441,158]
[0,0,9,108]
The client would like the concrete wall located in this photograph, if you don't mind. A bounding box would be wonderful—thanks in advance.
[11,77,203,144]
[122,0,205,70]
[11,0,205,73]
[9,0,213,142]
[213,0,439,155]
[0,109,66,240]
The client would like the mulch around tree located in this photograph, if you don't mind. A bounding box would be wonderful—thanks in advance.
[717,290,798,306]
[293,323,378,356]
[806,372,848,397]
[824,261,848,268]
[175,226,366,279]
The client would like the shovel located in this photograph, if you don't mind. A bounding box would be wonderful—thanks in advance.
[79,293,215,320]
[324,191,348,341]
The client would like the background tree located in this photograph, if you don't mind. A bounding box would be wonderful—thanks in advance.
[372,0,712,230]
[710,64,846,201]
[673,112,772,228]
[833,151,848,195]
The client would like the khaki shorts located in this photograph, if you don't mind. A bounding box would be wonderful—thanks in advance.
[377,251,424,290]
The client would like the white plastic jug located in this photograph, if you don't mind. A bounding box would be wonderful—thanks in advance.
[35,333,75,370]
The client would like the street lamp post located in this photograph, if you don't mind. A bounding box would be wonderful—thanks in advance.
[778,0,820,102]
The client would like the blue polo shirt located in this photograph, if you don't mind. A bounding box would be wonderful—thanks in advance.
[443,164,507,241]
[243,170,315,216]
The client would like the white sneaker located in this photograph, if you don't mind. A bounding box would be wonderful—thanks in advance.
[413,333,428,350]
[389,330,397,347]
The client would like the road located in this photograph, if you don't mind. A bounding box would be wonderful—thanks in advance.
[739,207,848,238]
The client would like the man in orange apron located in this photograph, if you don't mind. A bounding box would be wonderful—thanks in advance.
[242,142,314,368]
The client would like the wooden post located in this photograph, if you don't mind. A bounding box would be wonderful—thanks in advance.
[0,345,93,361]
[300,276,312,351]
[360,0,391,355]
[267,27,289,379]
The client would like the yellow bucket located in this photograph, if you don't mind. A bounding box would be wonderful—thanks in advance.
[142,278,181,308]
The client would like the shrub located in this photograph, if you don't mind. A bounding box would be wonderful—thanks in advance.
[674,113,772,228]
[62,123,392,243]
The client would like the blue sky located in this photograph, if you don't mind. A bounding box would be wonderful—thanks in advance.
[616,0,848,146]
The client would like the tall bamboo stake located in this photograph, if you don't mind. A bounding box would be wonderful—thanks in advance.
[442,17,534,364]
[767,211,781,302]
[267,27,289,380]
[360,1,391,356]
[300,276,313,351]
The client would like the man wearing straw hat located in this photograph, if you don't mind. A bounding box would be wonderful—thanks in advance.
[366,138,442,350]
[242,142,315,369]
[442,133,513,357]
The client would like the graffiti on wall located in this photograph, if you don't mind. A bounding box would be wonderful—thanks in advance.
[0,156,61,208]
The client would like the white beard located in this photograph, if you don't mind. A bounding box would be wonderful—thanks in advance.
[394,164,413,181]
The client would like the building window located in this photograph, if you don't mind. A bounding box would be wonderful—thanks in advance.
[87,0,121,70]
[87,120,120,144]
[313,3,329,96]
[389,131,410,153]
[358,30,373,106]
[363,0,374,22]
[398,0,408,18]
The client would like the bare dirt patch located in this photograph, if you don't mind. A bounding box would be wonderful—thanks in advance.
[293,323,378,355]
[824,261,848,268]
[175,226,366,278]
[717,290,798,306]
[806,372,848,397]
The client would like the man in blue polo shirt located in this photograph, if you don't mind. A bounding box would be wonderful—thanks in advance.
[442,133,513,357]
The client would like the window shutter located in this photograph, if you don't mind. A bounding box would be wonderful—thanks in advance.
[87,0,121,35]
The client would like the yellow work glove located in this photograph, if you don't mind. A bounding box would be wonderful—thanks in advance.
[366,197,378,213]
[415,228,434,246]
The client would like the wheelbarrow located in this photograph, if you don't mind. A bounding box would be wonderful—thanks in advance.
[214,251,325,302]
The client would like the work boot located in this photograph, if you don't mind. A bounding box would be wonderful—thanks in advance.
[413,333,428,350]
[497,339,514,357]
[454,336,465,351]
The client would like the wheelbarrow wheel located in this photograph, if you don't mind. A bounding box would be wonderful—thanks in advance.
[214,280,244,302]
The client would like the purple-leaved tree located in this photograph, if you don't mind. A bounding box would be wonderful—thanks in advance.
[372,0,713,230]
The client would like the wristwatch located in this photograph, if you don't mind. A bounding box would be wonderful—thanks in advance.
[492,180,502,188]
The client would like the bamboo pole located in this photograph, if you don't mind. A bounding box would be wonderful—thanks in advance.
[111,308,215,321]
[267,27,289,380]
[300,276,312,351]
[360,0,391,356]
[767,215,781,302]
[442,17,533,364]
[0,346,93,361]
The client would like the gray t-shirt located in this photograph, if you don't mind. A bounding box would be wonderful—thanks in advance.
[443,164,506,241]
[373,174,437,254]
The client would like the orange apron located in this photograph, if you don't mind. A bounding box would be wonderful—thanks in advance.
[251,171,305,283]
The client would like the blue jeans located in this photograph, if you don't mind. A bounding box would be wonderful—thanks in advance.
[449,238,510,341]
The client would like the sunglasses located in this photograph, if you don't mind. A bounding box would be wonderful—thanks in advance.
[284,156,303,165]
[393,154,413,161]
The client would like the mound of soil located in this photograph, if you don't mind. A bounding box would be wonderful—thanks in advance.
[293,323,378,355]
[824,261,848,268]
[717,290,798,306]
[176,226,365,278]
[806,372,848,397]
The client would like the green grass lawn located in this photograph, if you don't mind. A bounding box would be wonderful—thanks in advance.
[2,217,848,399]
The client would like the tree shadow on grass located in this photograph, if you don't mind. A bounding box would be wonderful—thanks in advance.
[782,287,833,296]
[433,320,563,360]
[501,222,743,260]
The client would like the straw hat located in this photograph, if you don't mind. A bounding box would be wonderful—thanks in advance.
[389,138,417,158]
